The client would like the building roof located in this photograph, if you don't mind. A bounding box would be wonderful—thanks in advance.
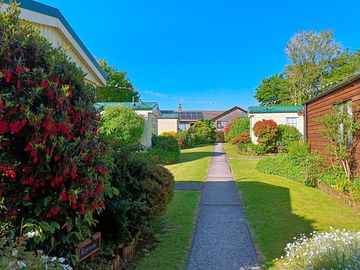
[304,74,360,105]
[248,105,304,114]
[210,106,247,121]
[160,110,179,119]
[4,0,107,82]
[96,102,159,111]
[162,106,247,121]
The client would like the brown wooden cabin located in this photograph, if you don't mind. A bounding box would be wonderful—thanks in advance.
[305,74,360,175]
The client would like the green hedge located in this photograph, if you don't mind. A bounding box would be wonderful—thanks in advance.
[97,144,174,244]
[150,135,180,164]
[256,155,305,182]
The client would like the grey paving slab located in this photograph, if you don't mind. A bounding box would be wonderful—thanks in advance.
[188,143,260,270]
[174,182,204,191]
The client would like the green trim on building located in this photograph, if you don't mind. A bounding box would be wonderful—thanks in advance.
[4,0,107,80]
[96,102,159,111]
[248,105,304,114]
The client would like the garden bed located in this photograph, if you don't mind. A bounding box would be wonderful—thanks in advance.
[318,182,360,214]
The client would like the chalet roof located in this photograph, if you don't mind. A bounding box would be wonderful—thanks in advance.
[96,102,159,111]
[304,74,360,105]
[3,0,107,81]
[248,106,304,114]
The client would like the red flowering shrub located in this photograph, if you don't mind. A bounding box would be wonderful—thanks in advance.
[0,5,109,262]
[253,119,279,152]
[231,132,251,145]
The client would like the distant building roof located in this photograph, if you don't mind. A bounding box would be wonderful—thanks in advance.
[160,110,179,119]
[96,102,159,111]
[3,0,107,83]
[162,106,247,121]
[248,106,304,114]
[178,111,205,121]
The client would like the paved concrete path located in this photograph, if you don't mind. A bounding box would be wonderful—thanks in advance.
[175,182,204,191]
[188,143,260,270]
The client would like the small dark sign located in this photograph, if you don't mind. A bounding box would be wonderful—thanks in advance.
[77,232,101,262]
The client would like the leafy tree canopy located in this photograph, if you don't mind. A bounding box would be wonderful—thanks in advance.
[255,73,291,105]
[96,60,140,102]
[255,30,360,105]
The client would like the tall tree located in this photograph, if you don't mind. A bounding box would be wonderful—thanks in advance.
[285,30,344,104]
[254,73,292,105]
[96,60,140,102]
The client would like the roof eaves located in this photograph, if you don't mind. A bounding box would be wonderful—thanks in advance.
[4,0,107,81]
[210,106,248,121]
[304,74,360,105]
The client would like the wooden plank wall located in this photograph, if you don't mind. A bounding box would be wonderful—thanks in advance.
[306,78,360,174]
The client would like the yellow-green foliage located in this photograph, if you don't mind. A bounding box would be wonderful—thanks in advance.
[99,106,145,145]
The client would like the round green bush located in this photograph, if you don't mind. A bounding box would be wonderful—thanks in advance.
[225,118,250,141]
[189,120,216,145]
[99,106,145,145]
[278,124,301,152]
[150,135,180,164]
[97,144,174,244]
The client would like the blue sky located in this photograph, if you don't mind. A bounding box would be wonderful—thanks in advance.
[39,0,360,110]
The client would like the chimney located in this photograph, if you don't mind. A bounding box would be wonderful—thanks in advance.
[178,104,183,112]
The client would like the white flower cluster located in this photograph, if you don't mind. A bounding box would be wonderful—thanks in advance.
[9,249,73,270]
[40,255,73,270]
[282,228,360,270]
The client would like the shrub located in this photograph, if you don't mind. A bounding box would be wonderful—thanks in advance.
[287,141,310,166]
[99,106,144,145]
[188,120,216,145]
[161,131,187,149]
[231,132,250,145]
[351,179,360,202]
[216,130,225,142]
[303,154,325,187]
[0,238,71,270]
[97,144,174,245]
[256,155,304,182]
[177,130,191,149]
[278,124,301,152]
[282,228,360,270]
[150,135,180,164]
[224,118,250,141]
[0,4,109,263]
[248,143,267,155]
[253,119,279,152]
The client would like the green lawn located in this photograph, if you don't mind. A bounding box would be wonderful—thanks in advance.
[132,191,200,270]
[166,144,214,181]
[224,143,360,269]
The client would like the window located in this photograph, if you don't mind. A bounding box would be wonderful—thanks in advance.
[286,117,297,127]
[179,123,187,131]
[217,121,228,129]
[338,100,353,147]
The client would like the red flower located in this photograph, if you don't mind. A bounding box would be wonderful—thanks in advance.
[70,168,77,179]
[0,120,8,134]
[24,195,30,201]
[3,69,13,83]
[15,67,24,74]
[41,80,49,88]
[5,169,16,179]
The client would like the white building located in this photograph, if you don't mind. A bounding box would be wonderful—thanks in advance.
[2,0,106,86]
[158,111,179,135]
[248,106,305,144]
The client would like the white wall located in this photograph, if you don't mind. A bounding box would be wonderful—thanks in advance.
[158,119,179,135]
[137,111,159,147]
[249,112,304,144]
